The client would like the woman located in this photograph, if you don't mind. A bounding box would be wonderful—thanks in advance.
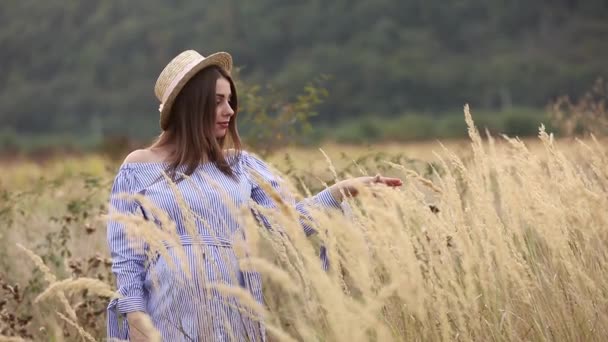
[106,50,402,341]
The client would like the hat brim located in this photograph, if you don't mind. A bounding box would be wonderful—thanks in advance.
[159,52,233,130]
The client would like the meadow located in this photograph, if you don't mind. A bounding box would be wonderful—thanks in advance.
[1,109,607,341]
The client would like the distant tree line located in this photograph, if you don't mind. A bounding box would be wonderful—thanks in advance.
[1,0,606,142]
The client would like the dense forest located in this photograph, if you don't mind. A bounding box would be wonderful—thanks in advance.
[1,0,607,145]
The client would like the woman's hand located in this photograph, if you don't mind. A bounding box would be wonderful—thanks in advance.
[127,311,155,342]
[329,174,403,202]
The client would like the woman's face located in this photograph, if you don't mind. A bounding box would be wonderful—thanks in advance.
[214,77,234,138]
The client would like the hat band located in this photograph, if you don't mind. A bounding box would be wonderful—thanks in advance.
[161,56,205,104]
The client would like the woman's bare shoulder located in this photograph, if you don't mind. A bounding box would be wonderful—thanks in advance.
[123,149,167,164]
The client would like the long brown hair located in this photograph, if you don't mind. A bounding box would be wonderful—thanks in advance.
[150,65,242,180]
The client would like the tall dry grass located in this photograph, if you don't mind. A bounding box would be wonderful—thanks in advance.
[240,105,608,341]
[1,106,607,341]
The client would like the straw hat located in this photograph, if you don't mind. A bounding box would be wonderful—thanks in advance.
[154,50,233,130]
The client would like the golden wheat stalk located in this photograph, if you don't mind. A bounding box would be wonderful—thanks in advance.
[265,324,299,342]
[206,283,269,317]
[238,257,300,292]
[15,243,78,322]
[15,243,56,284]
[161,171,198,238]
[0,336,30,342]
[55,312,96,342]
[383,161,443,194]
[35,278,118,303]
[105,212,192,280]
[114,192,178,234]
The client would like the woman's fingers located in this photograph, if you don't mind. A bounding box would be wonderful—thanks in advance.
[335,176,403,200]
[382,177,403,187]
[371,176,403,187]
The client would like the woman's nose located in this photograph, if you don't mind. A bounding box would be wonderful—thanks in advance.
[224,105,234,117]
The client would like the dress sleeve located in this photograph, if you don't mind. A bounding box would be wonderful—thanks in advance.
[106,167,148,314]
[243,152,343,236]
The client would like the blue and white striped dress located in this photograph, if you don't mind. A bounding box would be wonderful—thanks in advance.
[106,151,341,341]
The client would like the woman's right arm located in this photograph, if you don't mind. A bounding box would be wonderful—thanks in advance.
[107,170,148,313]
[106,166,151,338]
